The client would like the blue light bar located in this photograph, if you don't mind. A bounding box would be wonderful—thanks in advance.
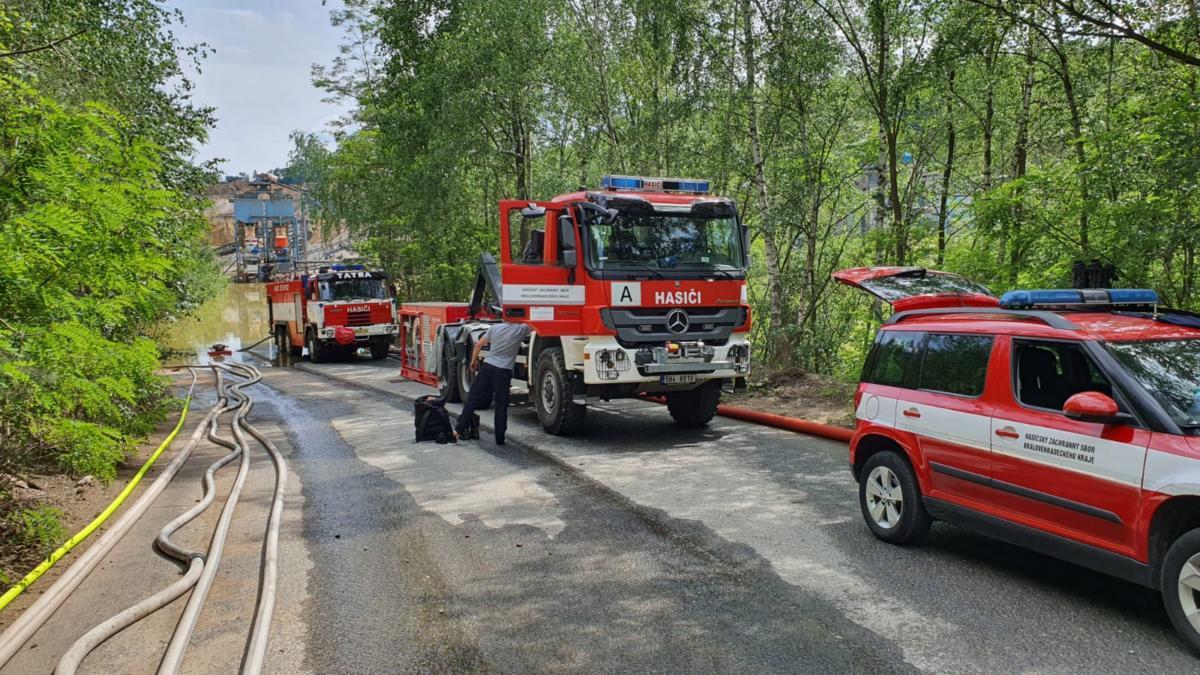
[1107,289,1160,304]
[600,175,710,194]
[999,288,1160,309]
[601,175,643,190]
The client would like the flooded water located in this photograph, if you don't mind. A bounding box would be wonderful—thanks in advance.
[163,282,272,364]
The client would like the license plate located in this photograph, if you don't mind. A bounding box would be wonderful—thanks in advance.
[660,374,697,385]
[354,327,368,336]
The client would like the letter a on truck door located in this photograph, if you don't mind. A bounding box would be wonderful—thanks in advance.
[498,200,583,337]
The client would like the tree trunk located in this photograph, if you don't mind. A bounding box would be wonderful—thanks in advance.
[982,83,993,191]
[1052,16,1089,253]
[937,70,956,267]
[868,0,904,264]
[742,0,787,360]
[1010,28,1036,287]
[513,107,531,249]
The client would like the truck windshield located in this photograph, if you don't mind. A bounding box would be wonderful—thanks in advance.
[319,279,389,301]
[1107,338,1200,431]
[585,214,744,271]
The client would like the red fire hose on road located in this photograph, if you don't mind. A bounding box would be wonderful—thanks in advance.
[644,396,854,443]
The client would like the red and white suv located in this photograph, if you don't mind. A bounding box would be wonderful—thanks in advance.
[837,267,1200,654]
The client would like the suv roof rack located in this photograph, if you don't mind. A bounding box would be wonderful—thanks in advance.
[884,307,1080,330]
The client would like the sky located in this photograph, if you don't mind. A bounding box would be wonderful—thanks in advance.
[164,0,353,176]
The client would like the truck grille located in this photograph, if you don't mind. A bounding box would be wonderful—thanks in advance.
[601,307,744,346]
[346,312,372,327]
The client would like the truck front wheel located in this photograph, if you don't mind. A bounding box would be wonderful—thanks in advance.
[533,347,586,435]
[666,381,721,427]
[370,338,390,360]
[306,330,326,364]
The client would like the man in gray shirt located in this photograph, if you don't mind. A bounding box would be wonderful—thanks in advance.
[455,318,532,445]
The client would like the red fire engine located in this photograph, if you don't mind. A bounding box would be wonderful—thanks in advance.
[267,265,398,362]
[399,175,752,435]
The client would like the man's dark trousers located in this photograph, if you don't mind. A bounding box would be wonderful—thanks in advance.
[456,362,513,442]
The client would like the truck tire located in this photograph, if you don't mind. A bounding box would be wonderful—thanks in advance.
[274,326,287,360]
[458,336,489,409]
[440,351,462,403]
[370,338,390,360]
[666,381,721,427]
[306,330,325,364]
[533,347,586,435]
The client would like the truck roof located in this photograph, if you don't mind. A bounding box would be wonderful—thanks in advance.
[548,190,730,207]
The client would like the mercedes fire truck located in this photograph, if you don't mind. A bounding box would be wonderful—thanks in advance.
[267,265,398,362]
[398,175,752,435]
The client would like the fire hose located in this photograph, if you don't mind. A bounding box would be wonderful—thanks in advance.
[55,362,288,675]
[0,369,220,668]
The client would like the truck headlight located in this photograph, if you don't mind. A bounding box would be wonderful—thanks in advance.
[596,349,631,381]
[730,344,751,373]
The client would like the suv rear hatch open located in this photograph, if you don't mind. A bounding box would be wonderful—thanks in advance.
[833,267,998,312]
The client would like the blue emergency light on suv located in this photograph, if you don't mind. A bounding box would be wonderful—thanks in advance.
[1000,288,1161,309]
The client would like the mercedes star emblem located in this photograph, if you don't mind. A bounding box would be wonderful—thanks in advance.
[666,309,689,334]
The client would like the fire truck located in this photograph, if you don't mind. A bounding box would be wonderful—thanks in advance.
[399,175,752,435]
[267,265,398,362]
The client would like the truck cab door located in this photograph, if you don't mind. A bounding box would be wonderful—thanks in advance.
[498,200,583,337]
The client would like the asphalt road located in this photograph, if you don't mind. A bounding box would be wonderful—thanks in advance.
[4,356,1193,673]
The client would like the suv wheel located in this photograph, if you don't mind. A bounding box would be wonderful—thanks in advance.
[533,347,586,435]
[1161,528,1200,655]
[858,451,931,544]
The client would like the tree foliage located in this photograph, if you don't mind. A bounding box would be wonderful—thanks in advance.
[296,0,1200,377]
[0,2,218,482]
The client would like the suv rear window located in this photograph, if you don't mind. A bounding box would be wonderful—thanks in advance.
[920,334,993,397]
[864,331,923,388]
[859,272,993,301]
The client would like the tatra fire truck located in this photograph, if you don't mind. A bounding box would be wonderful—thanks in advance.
[267,265,398,362]
[399,175,752,435]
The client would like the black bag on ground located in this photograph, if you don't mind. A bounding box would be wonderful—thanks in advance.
[414,395,456,444]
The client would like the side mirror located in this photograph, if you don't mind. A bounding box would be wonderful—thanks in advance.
[520,203,546,218]
[1063,392,1132,425]
[562,249,577,268]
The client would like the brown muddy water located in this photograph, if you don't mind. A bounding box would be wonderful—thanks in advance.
[162,283,273,365]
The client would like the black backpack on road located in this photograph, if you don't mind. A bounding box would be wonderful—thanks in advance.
[414,396,456,444]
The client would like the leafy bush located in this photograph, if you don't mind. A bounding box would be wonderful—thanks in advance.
[8,506,66,552]
[0,71,214,481]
